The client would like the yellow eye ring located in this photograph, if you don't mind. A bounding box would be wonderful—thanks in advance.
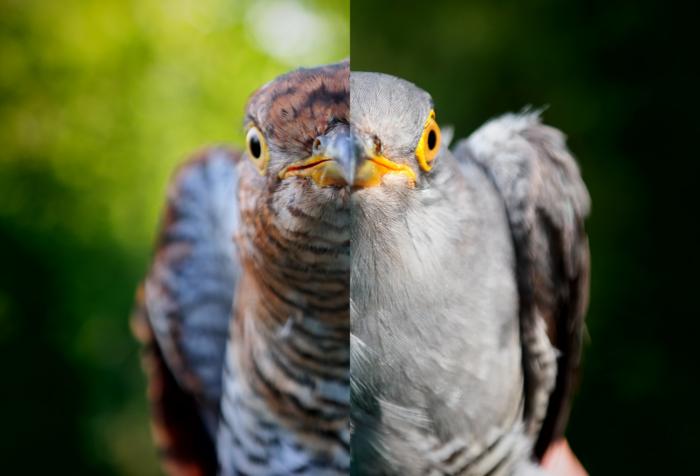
[415,110,441,172]
[246,126,270,175]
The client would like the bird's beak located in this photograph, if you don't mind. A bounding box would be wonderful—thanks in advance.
[278,125,416,188]
[278,125,359,187]
[354,152,416,188]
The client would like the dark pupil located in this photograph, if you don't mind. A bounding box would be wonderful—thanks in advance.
[249,135,262,158]
[427,129,437,150]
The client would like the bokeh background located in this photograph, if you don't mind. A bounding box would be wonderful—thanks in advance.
[352,1,699,474]
[0,0,347,474]
[3,0,699,474]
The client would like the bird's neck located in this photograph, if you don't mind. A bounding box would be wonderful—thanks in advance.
[238,191,350,349]
[223,192,350,469]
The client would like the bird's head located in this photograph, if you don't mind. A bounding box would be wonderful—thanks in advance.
[349,72,443,192]
[243,67,441,195]
[242,62,352,219]
[241,66,443,240]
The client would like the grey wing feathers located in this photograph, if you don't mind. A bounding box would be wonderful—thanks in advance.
[144,146,242,431]
[454,112,591,458]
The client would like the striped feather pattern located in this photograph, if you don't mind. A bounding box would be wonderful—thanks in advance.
[217,166,350,474]
[145,147,241,430]
[135,62,351,475]
[132,285,218,476]
[246,61,349,160]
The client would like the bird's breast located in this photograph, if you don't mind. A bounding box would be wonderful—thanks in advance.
[349,168,525,470]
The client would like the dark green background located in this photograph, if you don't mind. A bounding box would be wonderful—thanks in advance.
[352,1,698,474]
[1,0,698,474]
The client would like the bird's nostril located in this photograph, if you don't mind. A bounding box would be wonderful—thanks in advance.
[313,138,322,154]
[373,136,382,155]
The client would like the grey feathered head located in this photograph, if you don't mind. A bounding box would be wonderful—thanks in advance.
[350,72,442,189]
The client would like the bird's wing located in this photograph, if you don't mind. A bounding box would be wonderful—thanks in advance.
[453,112,591,459]
[132,147,243,472]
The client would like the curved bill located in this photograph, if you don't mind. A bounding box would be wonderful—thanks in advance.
[279,125,415,188]
[279,124,359,187]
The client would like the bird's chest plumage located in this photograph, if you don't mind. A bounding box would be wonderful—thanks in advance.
[349,167,527,474]
[217,189,351,475]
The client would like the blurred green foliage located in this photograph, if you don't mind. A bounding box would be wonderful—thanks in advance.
[0,0,347,474]
[352,0,699,474]
[2,0,698,474]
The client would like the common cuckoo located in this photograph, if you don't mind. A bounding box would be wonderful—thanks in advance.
[133,64,590,476]
[133,62,353,475]
[349,72,589,476]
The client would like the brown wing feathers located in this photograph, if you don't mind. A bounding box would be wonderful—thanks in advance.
[131,285,218,476]
[133,147,242,475]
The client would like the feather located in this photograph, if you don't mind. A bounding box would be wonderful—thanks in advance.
[455,111,590,458]
[134,147,242,472]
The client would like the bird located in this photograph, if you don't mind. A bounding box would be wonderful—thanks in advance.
[132,62,590,476]
[132,61,354,475]
[348,72,590,475]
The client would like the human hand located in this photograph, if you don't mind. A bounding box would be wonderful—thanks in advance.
[541,439,587,476]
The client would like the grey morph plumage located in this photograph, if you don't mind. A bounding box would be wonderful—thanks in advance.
[350,73,589,475]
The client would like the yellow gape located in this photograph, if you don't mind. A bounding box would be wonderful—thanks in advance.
[415,110,441,172]
[246,126,270,174]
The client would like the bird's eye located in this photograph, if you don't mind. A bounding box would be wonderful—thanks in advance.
[415,110,441,172]
[246,126,270,174]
